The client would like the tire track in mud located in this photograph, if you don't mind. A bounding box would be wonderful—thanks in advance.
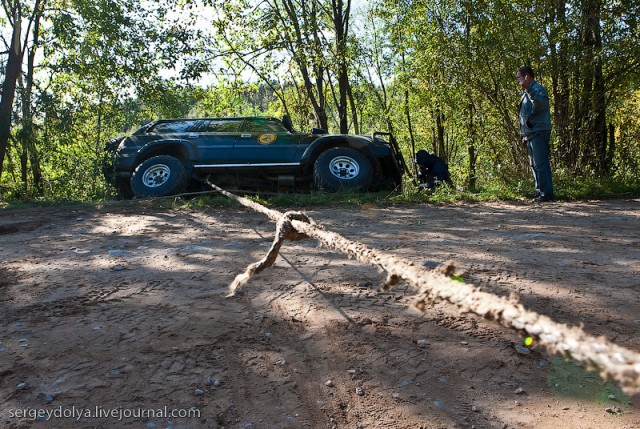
[249,269,376,427]
[252,254,534,429]
[0,221,48,235]
[177,271,360,428]
[208,291,320,428]
[1,279,175,322]
[0,267,18,293]
[227,275,476,429]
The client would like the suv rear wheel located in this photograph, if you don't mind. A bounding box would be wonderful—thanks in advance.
[131,155,190,198]
[313,147,373,191]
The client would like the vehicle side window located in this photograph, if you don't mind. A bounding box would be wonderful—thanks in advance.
[150,120,198,134]
[242,119,290,133]
[204,120,241,132]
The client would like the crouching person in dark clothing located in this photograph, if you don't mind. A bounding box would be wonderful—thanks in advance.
[415,150,452,190]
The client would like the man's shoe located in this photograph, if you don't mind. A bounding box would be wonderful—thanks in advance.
[534,194,554,202]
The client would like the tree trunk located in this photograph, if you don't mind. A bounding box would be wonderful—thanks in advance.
[337,62,349,133]
[573,20,591,172]
[18,10,43,193]
[330,0,351,133]
[309,2,329,131]
[435,107,445,157]
[574,0,608,174]
[0,9,24,180]
[276,0,328,131]
[607,123,615,172]
[467,100,477,191]
[404,88,417,180]
[549,0,571,168]
[589,2,607,174]
[347,82,359,134]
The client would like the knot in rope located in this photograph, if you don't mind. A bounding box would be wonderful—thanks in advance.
[227,211,316,297]
[277,211,314,242]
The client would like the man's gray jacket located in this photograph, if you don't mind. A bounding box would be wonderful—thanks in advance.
[518,80,552,137]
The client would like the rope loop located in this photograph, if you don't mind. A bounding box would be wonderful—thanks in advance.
[278,211,314,242]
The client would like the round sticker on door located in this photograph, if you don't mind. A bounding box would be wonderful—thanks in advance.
[258,134,277,145]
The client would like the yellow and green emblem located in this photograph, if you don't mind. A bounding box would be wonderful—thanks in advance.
[258,134,277,145]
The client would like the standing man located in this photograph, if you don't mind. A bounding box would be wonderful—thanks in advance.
[517,66,554,202]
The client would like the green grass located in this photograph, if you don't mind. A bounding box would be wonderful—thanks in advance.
[554,174,640,200]
[547,356,631,405]
[179,174,640,210]
[2,175,639,210]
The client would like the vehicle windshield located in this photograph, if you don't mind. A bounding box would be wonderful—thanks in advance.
[133,121,156,135]
[149,120,199,134]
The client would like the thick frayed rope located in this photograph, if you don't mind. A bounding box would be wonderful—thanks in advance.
[205,180,640,395]
[228,211,313,297]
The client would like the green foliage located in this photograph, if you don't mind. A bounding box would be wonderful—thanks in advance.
[2,0,640,204]
[611,89,640,178]
[193,81,281,117]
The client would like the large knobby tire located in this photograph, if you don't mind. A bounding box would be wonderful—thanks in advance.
[313,147,373,191]
[130,155,190,198]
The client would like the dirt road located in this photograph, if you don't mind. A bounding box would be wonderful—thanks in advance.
[1,199,639,428]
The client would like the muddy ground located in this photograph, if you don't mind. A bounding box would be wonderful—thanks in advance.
[0,198,639,429]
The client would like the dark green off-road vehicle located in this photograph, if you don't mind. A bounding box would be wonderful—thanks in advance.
[103,116,405,198]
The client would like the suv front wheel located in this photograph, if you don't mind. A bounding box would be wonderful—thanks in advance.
[313,147,373,191]
[131,155,190,198]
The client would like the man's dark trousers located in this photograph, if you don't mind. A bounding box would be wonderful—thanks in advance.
[526,132,553,198]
